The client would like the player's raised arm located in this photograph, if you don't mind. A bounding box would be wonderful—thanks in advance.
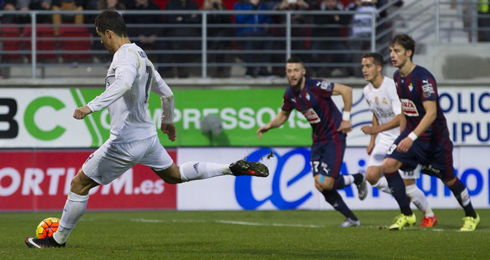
[332,83,352,133]
[152,71,176,142]
[257,110,291,139]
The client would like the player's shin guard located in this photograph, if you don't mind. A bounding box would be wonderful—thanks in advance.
[322,189,358,221]
[450,178,477,218]
[53,191,89,244]
[385,172,413,216]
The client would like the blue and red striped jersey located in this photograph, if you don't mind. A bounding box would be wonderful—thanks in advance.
[393,65,450,143]
[281,78,345,144]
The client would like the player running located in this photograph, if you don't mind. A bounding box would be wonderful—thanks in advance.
[257,56,367,228]
[360,52,437,228]
[383,34,479,231]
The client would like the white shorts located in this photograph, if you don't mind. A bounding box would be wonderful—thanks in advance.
[368,138,420,180]
[82,135,173,185]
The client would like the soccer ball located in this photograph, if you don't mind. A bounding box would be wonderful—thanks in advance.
[36,217,60,239]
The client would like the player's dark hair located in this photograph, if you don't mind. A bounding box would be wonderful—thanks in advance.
[363,52,384,66]
[95,10,128,37]
[287,56,303,65]
[390,34,415,60]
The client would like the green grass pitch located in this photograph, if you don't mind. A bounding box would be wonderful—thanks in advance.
[3,209,488,259]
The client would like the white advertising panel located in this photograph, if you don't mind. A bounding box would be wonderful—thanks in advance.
[177,147,490,210]
[333,88,490,146]
[0,89,92,147]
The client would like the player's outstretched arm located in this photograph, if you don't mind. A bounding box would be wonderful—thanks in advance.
[257,110,290,139]
[73,106,93,120]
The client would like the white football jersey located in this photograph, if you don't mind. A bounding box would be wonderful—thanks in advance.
[363,76,402,143]
[87,43,173,143]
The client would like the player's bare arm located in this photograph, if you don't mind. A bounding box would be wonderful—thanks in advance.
[397,100,437,153]
[364,114,378,155]
[332,83,352,133]
[160,123,176,142]
[257,110,291,139]
[362,114,402,135]
[73,106,93,120]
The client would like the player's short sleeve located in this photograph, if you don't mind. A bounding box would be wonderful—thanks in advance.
[418,71,437,102]
[281,90,294,112]
[317,80,334,98]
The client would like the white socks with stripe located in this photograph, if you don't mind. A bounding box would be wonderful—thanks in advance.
[53,191,89,244]
[179,161,232,182]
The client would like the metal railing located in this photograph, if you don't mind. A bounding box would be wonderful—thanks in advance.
[0,0,485,79]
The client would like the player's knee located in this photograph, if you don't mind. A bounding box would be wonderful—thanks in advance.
[154,164,183,184]
[442,176,457,187]
[70,170,98,195]
[365,168,381,185]
[319,177,334,191]
[382,158,399,173]
[403,178,415,186]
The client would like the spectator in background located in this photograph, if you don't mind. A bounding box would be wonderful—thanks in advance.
[2,0,52,24]
[166,0,201,78]
[234,0,273,78]
[270,0,312,77]
[346,0,379,77]
[2,0,16,23]
[310,0,351,77]
[125,0,169,76]
[202,0,232,78]
[51,0,85,36]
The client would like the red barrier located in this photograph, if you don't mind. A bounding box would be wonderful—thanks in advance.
[0,150,177,211]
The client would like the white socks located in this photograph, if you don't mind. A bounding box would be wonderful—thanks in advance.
[53,191,89,244]
[343,175,354,186]
[179,161,231,182]
[374,177,392,194]
[406,184,434,217]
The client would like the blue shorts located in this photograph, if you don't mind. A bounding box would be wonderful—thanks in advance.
[385,130,455,182]
[310,137,346,179]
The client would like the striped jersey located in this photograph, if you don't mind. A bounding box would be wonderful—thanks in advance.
[393,65,450,143]
[281,78,345,144]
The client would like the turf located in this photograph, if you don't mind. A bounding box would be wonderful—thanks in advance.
[4,209,488,259]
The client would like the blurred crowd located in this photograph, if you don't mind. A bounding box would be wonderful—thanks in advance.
[0,0,407,78]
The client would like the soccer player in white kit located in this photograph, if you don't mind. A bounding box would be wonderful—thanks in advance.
[360,53,437,227]
[25,10,268,249]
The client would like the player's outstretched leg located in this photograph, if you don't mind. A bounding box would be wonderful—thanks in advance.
[229,159,269,177]
[25,236,66,249]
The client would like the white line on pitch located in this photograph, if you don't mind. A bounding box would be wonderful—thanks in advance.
[130,218,322,228]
